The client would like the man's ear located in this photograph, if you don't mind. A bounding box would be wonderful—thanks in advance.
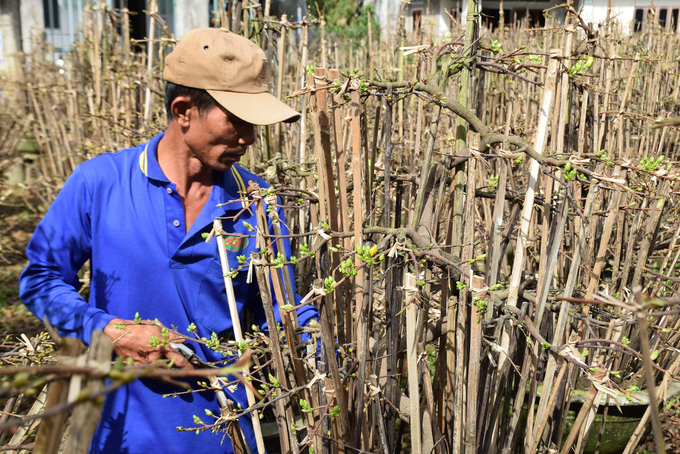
[170,96,193,126]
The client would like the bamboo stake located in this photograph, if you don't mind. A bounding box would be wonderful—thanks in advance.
[329,69,351,248]
[93,3,102,111]
[308,72,328,222]
[320,20,327,71]
[631,180,670,289]
[314,278,350,449]
[33,338,84,454]
[251,252,297,454]
[634,289,667,454]
[528,362,568,454]
[64,332,112,453]
[405,272,422,454]
[487,103,511,287]
[212,220,266,454]
[274,15,287,151]
[143,0,157,121]
[500,51,559,369]
[328,70,350,347]
[350,88,366,448]
[465,273,483,454]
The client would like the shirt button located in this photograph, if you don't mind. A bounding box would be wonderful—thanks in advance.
[173,220,180,227]
[166,187,173,194]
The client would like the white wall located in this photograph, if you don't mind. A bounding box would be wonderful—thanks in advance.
[20,0,43,54]
[0,1,22,73]
[580,0,638,29]
[174,0,208,38]
[583,0,680,33]
[436,0,453,35]
[365,0,403,36]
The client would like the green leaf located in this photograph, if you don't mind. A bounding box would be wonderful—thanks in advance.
[299,398,313,413]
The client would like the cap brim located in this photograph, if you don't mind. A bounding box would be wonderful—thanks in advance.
[206,90,301,125]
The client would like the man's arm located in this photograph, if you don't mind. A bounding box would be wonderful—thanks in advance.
[19,166,111,345]
[249,202,318,331]
[103,318,191,368]
[19,166,191,368]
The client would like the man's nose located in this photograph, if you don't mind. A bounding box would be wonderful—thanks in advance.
[239,124,256,146]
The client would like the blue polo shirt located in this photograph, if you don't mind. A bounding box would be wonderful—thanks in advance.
[19,132,317,453]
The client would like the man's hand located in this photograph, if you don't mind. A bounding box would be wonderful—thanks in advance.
[103,318,193,370]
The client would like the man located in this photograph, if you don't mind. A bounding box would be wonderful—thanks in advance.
[19,28,317,453]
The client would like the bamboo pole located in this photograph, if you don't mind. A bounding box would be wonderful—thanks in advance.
[143,0,157,121]
[405,272,423,454]
[251,252,297,454]
[212,220,266,454]
[499,51,559,370]
[274,15,287,151]
[350,88,365,448]
[33,338,84,454]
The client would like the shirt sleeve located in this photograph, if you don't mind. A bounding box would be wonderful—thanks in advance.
[249,201,319,331]
[19,166,115,345]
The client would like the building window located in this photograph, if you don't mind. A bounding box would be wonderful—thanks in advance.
[634,7,679,32]
[634,8,644,31]
[481,8,512,29]
[509,9,545,28]
[412,10,422,33]
[660,8,668,27]
[43,0,60,29]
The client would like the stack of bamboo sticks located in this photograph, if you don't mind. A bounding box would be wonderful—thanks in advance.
[2,2,680,453]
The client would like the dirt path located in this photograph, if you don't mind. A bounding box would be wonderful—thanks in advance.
[0,187,44,337]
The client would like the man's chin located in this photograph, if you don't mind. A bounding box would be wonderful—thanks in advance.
[220,155,244,169]
[213,161,237,172]
[216,165,233,172]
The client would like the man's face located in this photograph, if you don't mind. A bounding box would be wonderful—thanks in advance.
[183,103,256,171]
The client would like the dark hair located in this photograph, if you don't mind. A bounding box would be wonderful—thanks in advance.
[164,82,217,121]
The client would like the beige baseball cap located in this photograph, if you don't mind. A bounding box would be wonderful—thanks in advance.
[163,27,300,125]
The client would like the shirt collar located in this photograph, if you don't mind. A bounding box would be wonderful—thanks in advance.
[138,132,169,183]
[140,133,250,215]
[210,166,251,216]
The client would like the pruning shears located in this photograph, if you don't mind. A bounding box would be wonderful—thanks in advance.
[170,342,253,453]
[169,342,230,408]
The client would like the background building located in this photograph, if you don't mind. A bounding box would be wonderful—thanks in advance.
[364,0,679,36]
[0,0,308,73]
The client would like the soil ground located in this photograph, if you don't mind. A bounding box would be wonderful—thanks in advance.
[637,399,680,453]
[0,186,45,338]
